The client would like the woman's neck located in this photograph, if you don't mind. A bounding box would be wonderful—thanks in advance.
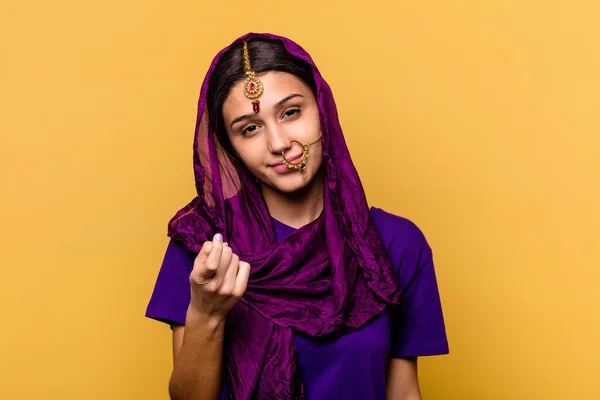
[260,170,324,229]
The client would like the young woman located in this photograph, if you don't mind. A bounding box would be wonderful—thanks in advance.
[146,32,449,400]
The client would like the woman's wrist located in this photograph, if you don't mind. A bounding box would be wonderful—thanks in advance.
[186,304,227,332]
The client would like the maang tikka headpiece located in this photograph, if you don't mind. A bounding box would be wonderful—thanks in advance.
[242,40,264,113]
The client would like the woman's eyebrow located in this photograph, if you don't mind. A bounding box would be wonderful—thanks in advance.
[274,94,304,109]
[230,113,253,129]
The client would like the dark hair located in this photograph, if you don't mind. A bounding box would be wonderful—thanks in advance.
[206,39,317,156]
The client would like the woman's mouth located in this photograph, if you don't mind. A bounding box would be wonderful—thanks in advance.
[271,154,303,173]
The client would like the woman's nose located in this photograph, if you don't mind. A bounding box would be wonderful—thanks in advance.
[266,125,292,154]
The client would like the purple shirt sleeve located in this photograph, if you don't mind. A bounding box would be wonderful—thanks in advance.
[370,207,449,357]
[145,239,195,327]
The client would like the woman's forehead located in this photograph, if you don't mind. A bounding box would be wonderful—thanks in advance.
[223,72,313,117]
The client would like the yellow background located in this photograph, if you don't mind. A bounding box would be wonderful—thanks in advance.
[1,0,599,398]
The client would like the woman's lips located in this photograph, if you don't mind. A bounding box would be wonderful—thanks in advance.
[271,154,303,173]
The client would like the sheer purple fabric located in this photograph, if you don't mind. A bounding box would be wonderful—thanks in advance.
[168,32,402,400]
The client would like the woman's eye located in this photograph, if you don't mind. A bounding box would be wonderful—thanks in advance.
[241,125,259,136]
[283,108,300,118]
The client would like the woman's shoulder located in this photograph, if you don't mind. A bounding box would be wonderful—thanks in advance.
[368,207,432,261]
[369,207,429,244]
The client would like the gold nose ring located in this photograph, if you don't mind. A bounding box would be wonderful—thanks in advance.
[281,133,323,179]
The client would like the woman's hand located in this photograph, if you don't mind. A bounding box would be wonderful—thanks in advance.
[188,233,250,320]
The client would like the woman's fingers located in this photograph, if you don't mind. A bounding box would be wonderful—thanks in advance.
[191,234,224,287]
[220,253,240,294]
[205,233,224,274]
[190,240,215,286]
[210,242,232,288]
[190,234,249,300]
[233,261,250,298]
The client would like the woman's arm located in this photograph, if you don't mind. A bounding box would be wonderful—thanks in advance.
[169,310,225,400]
[386,357,422,400]
[168,237,250,400]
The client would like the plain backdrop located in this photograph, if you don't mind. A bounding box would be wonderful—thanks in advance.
[1,0,599,398]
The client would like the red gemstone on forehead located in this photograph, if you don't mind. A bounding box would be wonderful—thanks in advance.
[252,101,260,113]
[249,82,255,91]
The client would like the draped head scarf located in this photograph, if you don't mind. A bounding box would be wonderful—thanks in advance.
[168,32,402,399]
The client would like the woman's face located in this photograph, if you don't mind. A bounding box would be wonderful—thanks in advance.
[222,71,323,194]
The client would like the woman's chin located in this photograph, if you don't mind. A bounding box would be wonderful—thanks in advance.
[262,171,316,195]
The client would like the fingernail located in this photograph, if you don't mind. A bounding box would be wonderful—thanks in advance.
[214,233,223,241]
